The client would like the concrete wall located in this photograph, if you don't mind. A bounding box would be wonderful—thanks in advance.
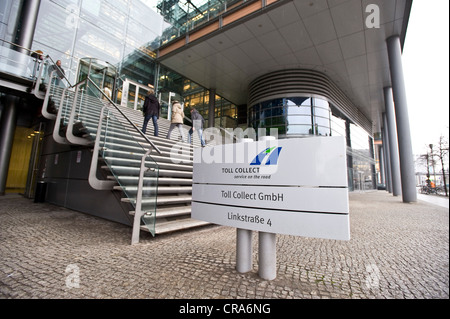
[36,121,133,226]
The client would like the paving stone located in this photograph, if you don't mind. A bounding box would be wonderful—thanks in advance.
[0,192,448,299]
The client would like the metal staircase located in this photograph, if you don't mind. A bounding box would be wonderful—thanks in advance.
[39,65,210,244]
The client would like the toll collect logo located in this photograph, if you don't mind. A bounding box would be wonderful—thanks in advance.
[250,146,283,166]
[246,145,283,176]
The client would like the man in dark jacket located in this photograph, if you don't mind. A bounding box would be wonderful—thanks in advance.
[188,108,206,147]
[48,60,65,87]
[141,89,160,136]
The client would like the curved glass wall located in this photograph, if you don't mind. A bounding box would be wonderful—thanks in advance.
[249,96,332,138]
[249,95,376,191]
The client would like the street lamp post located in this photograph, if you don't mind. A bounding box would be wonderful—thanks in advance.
[429,144,437,186]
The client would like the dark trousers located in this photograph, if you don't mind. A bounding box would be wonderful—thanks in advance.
[142,115,158,136]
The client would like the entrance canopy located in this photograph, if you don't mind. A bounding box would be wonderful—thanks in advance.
[157,0,412,134]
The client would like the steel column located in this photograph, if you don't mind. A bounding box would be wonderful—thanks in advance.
[387,35,417,202]
[384,87,402,196]
[0,96,19,195]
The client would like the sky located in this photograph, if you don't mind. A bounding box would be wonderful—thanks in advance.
[402,0,449,155]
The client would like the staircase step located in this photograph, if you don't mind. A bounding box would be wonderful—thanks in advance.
[129,206,191,219]
[141,218,210,235]
[102,149,193,164]
[104,157,192,171]
[110,176,193,185]
[106,165,192,178]
[121,195,192,205]
[114,185,192,194]
[47,86,216,240]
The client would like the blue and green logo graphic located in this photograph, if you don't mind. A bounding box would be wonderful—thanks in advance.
[250,147,283,166]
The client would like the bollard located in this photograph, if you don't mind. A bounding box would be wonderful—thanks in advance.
[235,138,254,273]
[258,232,277,280]
[257,135,278,280]
[236,228,253,273]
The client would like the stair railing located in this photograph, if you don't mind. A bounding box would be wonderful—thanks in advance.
[41,69,58,120]
[70,76,161,241]
[86,78,162,155]
[36,54,73,119]
[183,116,238,145]
[132,148,158,244]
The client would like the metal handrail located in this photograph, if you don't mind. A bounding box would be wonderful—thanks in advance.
[52,74,162,154]
[86,78,162,155]
[0,39,72,87]
[40,69,57,119]
[0,38,36,55]
[131,148,156,244]
[89,106,117,190]
[183,114,238,142]
[45,54,72,87]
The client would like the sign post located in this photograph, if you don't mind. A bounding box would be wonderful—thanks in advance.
[257,136,277,280]
[192,136,350,280]
[236,138,254,274]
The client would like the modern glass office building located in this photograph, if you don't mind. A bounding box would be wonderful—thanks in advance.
[1,0,416,235]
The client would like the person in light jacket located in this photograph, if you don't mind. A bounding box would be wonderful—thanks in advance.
[166,100,186,142]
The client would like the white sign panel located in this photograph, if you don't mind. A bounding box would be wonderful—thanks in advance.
[191,136,350,240]
[193,137,347,187]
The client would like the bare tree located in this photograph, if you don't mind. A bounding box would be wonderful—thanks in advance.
[437,135,449,196]
[416,152,432,185]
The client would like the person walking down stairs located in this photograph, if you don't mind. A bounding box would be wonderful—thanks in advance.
[166,100,186,142]
[141,88,160,136]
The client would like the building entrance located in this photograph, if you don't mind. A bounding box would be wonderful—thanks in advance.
[78,58,117,99]
[120,79,150,111]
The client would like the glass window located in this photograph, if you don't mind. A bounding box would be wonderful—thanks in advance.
[74,18,122,63]
[331,114,346,137]
[313,97,329,108]
[271,116,285,126]
[314,105,330,118]
[286,97,311,106]
[288,105,311,116]
[350,123,370,150]
[80,1,127,42]
[287,115,311,126]
[33,0,77,57]
[287,125,312,135]
[271,106,284,117]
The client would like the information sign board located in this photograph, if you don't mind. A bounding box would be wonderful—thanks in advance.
[191,136,350,240]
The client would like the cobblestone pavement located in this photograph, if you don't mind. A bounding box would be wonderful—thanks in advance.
[0,191,448,300]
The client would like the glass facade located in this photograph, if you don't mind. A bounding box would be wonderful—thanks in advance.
[20,0,237,126]
[1,0,376,191]
[158,64,237,127]
[30,0,162,86]
[157,0,241,45]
